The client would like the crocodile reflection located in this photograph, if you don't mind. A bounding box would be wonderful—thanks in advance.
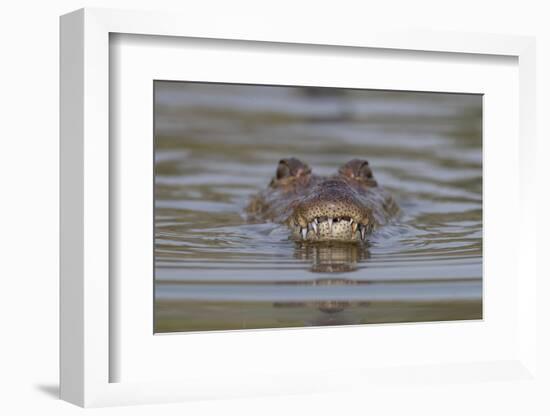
[294,241,370,273]
[273,277,372,324]
[271,242,372,321]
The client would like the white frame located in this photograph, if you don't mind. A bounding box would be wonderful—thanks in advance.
[112,33,518,384]
[60,8,538,408]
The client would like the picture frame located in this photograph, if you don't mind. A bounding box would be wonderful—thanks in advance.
[60,7,539,408]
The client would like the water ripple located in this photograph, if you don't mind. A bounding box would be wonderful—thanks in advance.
[153,82,482,332]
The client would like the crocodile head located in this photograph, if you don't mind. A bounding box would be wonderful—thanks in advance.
[247,158,398,242]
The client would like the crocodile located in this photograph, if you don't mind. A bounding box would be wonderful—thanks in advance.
[246,158,399,242]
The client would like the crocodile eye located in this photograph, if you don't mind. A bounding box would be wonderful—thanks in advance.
[339,159,376,183]
[276,160,292,179]
[357,162,373,179]
[276,158,311,180]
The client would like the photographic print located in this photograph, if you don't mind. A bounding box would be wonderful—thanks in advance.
[154,81,482,333]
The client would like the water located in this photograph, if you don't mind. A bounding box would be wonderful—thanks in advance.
[154,82,482,333]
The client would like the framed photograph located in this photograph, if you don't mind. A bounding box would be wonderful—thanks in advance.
[60,8,539,408]
[152,81,483,334]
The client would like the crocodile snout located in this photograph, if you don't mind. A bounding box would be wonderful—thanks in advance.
[288,180,373,242]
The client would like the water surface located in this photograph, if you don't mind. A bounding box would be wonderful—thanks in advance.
[154,82,482,332]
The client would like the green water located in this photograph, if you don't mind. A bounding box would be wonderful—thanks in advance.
[154,82,482,333]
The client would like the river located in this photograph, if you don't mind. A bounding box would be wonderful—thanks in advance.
[154,81,482,332]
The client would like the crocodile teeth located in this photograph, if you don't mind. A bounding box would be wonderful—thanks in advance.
[301,227,308,239]
[360,225,366,241]
[327,218,333,233]
[310,221,318,235]
[351,221,358,234]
